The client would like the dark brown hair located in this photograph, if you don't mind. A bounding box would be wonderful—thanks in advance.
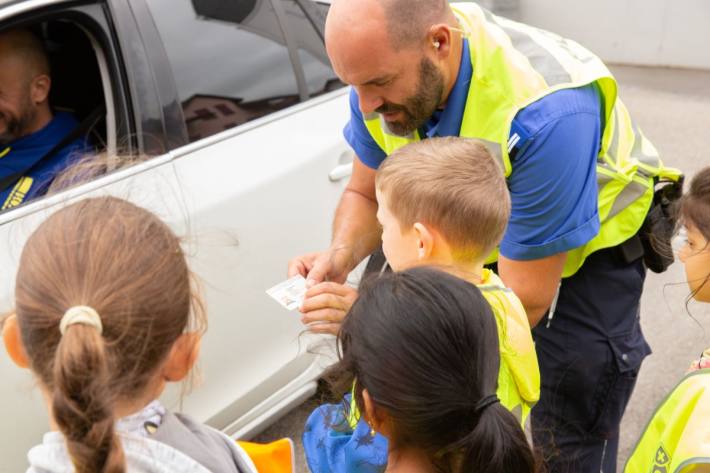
[376,137,511,261]
[327,267,537,473]
[15,196,205,473]
[680,167,710,300]
[681,167,710,242]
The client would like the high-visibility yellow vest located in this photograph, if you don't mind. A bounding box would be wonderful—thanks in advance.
[624,369,710,473]
[478,269,539,425]
[363,3,682,277]
[348,269,540,427]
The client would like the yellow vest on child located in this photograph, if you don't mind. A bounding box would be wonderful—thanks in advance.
[625,368,710,473]
[478,269,539,425]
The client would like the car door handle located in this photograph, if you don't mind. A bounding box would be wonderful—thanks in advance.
[329,163,353,182]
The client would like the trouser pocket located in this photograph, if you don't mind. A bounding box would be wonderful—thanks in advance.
[588,332,647,438]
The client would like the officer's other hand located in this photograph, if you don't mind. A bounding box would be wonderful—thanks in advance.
[288,251,322,281]
[287,248,353,287]
[299,282,358,336]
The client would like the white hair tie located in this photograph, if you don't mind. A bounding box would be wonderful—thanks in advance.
[59,306,103,336]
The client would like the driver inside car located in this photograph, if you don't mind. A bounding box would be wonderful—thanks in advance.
[0,28,87,211]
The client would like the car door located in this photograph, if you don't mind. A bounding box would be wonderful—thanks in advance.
[138,0,351,437]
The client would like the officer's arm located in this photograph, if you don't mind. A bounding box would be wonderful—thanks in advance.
[330,156,382,272]
[498,252,567,327]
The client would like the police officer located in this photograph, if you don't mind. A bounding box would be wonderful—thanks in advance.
[0,28,85,210]
[288,0,679,471]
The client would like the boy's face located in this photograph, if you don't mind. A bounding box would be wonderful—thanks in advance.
[679,223,710,302]
[376,188,421,271]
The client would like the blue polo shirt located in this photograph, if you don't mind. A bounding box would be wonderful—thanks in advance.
[0,112,86,210]
[344,40,602,261]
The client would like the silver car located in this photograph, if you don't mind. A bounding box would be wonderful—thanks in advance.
[0,0,350,470]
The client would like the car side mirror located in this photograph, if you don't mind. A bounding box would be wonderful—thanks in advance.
[191,0,258,24]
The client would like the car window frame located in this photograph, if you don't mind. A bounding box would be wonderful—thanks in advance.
[109,0,188,154]
[270,0,309,102]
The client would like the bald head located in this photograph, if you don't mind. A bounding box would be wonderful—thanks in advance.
[383,0,450,49]
[326,0,462,136]
[327,0,451,50]
[0,28,50,79]
[0,28,53,144]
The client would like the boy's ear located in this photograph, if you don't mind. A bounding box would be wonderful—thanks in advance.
[162,332,201,382]
[413,222,435,260]
[2,314,30,369]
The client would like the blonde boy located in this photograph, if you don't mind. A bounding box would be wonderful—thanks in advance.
[301,136,539,423]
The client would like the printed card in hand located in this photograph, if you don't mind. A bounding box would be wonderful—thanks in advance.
[266,275,307,311]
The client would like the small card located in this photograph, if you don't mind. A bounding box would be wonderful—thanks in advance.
[266,275,307,311]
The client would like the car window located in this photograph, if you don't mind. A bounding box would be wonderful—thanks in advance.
[145,0,301,142]
[0,15,115,215]
[282,0,345,97]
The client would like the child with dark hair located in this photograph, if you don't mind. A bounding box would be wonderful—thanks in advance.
[325,267,538,473]
[625,167,710,472]
[2,196,257,473]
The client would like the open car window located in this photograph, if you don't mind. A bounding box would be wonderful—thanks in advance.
[0,15,115,214]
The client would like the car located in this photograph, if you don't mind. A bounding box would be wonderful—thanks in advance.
[0,0,351,470]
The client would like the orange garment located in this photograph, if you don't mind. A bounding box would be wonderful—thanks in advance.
[238,438,295,473]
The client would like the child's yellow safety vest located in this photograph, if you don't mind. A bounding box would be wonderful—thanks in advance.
[625,368,710,473]
[478,269,539,425]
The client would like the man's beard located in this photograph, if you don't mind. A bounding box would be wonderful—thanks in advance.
[0,98,36,146]
[376,56,444,137]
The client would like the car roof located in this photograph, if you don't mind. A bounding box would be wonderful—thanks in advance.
[0,0,328,9]
[1,0,66,7]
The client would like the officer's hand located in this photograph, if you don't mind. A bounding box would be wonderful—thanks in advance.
[287,248,354,287]
[299,282,358,335]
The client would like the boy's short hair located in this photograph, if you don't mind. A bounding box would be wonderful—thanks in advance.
[375,137,511,261]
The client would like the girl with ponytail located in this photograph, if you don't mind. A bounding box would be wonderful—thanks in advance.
[2,196,257,473]
[319,266,539,473]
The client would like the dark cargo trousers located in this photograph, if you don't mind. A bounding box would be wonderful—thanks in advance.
[531,244,649,473]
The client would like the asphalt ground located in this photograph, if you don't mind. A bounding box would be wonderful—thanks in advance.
[254,65,710,472]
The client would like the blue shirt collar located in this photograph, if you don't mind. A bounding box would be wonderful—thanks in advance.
[422,39,472,138]
[0,112,77,179]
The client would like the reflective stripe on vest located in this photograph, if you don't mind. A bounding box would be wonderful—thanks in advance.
[346,270,540,429]
[624,369,710,473]
[363,3,682,277]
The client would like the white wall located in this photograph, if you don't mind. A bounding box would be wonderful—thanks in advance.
[516,0,710,70]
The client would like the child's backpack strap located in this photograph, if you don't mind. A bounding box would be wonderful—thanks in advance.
[151,411,257,473]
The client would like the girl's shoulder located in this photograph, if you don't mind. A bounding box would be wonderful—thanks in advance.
[26,413,257,473]
[26,430,215,473]
[151,411,258,473]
